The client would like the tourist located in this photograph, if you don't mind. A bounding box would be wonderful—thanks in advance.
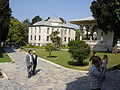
[89,57,102,90]
[101,54,108,81]
[89,52,101,65]
[32,51,38,75]
[26,50,33,78]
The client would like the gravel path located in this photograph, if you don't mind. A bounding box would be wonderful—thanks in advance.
[0,48,119,90]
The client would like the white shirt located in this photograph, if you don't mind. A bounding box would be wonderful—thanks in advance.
[28,55,32,63]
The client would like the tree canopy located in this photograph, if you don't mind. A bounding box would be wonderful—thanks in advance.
[6,17,28,46]
[90,0,120,48]
[0,0,11,45]
[23,18,31,26]
[50,31,61,50]
[31,15,42,25]
[59,17,66,24]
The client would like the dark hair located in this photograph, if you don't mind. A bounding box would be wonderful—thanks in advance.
[103,54,108,60]
[28,50,32,53]
[93,51,96,55]
[92,56,100,64]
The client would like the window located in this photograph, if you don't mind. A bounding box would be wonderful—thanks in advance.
[65,29,67,35]
[64,37,66,42]
[47,28,49,34]
[31,35,32,40]
[39,35,41,41]
[52,28,54,32]
[34,35,36,40]
[31,27,33,33]
[69,30,71,35]
[47,36,49,41]
[68,37,70,42]
[39,27,41,33]
[35,27,37,33]
[57,28,59,32]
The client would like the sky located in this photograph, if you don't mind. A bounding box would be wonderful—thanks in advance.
[10,0,94,28]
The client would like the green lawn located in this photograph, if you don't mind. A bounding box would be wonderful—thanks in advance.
[0,74,3,78]
[23,48,120,71]
[0,48,11,62]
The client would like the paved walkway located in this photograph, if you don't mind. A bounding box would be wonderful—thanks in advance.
[0,48,120,90]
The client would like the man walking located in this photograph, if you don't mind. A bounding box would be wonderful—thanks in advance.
[26,50,33,78]
[32,51,37,75]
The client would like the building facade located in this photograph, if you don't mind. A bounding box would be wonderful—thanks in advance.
[28,17,75,46]
[70,17,120,51]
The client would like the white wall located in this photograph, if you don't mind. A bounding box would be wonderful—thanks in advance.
[28,26,75,46]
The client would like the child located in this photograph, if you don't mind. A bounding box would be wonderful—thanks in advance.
[101,54,108,81]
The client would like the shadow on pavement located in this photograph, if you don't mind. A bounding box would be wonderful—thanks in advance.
[66,76,90,90]
[35,69,41,75]
[3,47,15,53]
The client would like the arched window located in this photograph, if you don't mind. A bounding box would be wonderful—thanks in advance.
[39,35,41,41]
[47,28,49,34]
[31,35,32,40]
[35,27,37,33]
[31,27,33,33]
[64,37,66,42]
[65,29,67,35]
[69,30,71,35]
[34,35,36,40]
[68,37,70,42]
[47,36,49,41]
[39,27,41,33]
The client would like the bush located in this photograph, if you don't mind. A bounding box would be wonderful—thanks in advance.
[68,41,91,65]
[45,43,55,57]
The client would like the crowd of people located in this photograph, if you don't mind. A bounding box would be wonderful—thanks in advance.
[89,52,108,90]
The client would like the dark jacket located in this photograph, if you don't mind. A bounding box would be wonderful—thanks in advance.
[32,55,37,65]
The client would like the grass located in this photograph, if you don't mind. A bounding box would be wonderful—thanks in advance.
[0,48,11,62]
[22,45,69,49]
[23,48,120,71]
[0,75,3,78]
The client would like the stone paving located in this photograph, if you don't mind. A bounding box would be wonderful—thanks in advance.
[0,48,120,90]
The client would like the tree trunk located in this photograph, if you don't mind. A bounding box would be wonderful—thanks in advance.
[112,32,118,53]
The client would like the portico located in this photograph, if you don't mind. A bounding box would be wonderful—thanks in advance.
[70,17,118,51]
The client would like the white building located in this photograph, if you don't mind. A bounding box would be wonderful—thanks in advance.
[70,17,120,51]
[28,17,75,46]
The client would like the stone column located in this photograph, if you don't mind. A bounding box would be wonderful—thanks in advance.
[80,25,83,40]
[85,25,90,40]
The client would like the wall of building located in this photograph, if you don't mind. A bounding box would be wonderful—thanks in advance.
[28,26,75,46]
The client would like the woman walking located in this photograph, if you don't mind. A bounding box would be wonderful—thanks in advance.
[101,54,108,81]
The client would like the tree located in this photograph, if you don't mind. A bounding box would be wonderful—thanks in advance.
[68,41,91,65]
[23,18,31,26]
[90,0,120,53]
[45,43,55,57]
[59,17,66,24]
[31,15,42,25]
[6,17,28,46]
[50,31,61,50]
[75,29,81,41]
[45,17,50,21]
[0,0,11,46]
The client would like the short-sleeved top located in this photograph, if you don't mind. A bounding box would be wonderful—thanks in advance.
[89,56,101,62]
[89,65,102,89]
[101,59,107,68]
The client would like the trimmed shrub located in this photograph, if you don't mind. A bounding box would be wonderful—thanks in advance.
[45,43,55,57]
[68,41,91,65]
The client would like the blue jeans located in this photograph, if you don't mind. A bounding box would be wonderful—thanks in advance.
[101,67,106,80]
